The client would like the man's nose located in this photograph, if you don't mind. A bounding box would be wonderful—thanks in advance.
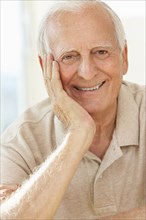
[77,57,97,80]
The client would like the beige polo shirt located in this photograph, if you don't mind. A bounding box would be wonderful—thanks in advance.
[1,81,146,219]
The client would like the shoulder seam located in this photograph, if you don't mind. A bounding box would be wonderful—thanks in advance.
[2,108,54,144]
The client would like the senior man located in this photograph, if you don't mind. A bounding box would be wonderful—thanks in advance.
[0,1,145,219]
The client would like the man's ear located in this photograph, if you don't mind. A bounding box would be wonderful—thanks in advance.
[122,42,128,75]
[38,55,44,72]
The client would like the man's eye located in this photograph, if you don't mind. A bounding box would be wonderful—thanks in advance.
[98,50,107,55]
[61,54,79,64]
[94,50,109,59]
[63,55,74,60]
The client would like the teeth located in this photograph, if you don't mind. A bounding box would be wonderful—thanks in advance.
[77,82,103,91]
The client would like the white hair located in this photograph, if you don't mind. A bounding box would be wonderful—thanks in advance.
[37,0,126,57]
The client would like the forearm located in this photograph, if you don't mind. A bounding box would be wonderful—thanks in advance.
[1,128,95,219]
[102,205,146,219]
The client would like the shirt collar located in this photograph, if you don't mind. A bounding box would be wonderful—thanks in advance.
[115,82,139,147]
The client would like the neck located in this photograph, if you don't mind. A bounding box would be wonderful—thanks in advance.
[89,101,117,158]
[91,101,117,126]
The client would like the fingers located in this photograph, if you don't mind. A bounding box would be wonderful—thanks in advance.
[52,61,63,96]
[43,54,53,80]
[43,54,63,98]
[0,184,20,190]
[0,184,20,202]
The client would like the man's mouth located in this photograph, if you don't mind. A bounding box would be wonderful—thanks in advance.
[75,81,106,91]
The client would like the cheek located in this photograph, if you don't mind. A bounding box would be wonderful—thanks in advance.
[94,58,117,76]
[59,64,77,84]
[102,59,124,79]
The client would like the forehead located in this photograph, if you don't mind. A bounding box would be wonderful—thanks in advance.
[47,6,116,53]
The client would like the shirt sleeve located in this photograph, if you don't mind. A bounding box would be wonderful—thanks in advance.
[0,125,39,185]
[1,144,32,185]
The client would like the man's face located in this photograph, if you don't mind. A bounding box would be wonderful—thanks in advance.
[47,7,128,115]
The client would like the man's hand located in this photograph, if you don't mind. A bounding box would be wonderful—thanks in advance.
[42,54,96,132]
[0,184,20,203]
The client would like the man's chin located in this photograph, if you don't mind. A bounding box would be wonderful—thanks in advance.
[77,101,101,115]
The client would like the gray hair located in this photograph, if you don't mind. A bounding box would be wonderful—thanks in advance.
[37,0,126,57]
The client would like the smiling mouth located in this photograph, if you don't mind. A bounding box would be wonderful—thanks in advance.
[75,81,106,91]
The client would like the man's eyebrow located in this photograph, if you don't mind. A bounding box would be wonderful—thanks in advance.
[59,49,78,54]
[56,49,78,59]
[92,44,113,49]
[92,44,119,52]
